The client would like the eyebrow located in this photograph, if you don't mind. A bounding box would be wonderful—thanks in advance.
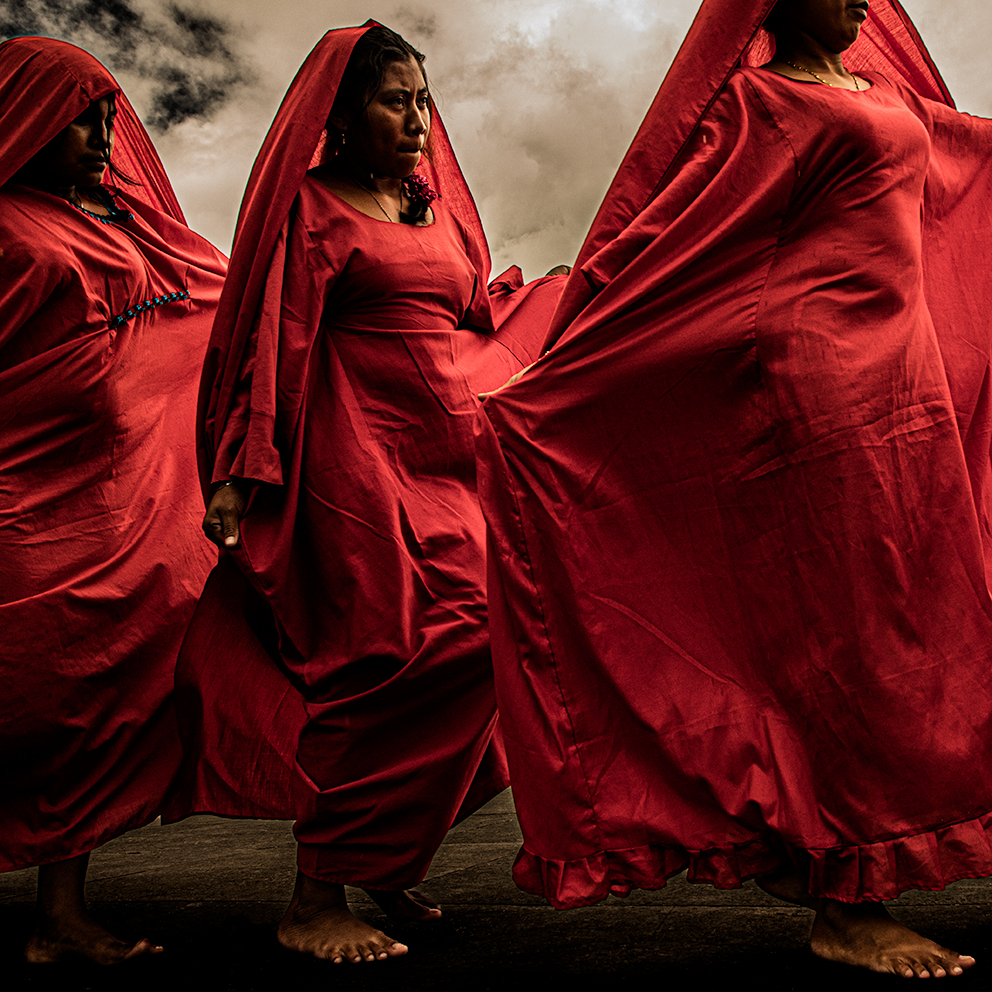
[380,85,429,96]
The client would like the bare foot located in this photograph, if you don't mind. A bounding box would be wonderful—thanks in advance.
[278,871,408,963]
[26,852,163,965]
[812,900,976,978]
[365,888,442,923]
[26,911,162,965]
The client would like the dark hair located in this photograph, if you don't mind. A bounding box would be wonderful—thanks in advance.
[328,26,431,223]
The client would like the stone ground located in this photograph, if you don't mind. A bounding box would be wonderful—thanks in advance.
[2,791,990,991]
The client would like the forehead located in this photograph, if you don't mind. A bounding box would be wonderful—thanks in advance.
[378,57,427,92]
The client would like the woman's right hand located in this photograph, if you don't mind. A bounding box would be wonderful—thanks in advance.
[202,481,250,549]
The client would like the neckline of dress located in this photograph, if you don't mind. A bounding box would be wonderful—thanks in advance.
[311,177,437,228]
[70,186,134,225]
[753,66,875,93]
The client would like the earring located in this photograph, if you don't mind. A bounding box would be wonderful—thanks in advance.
[340,131,346,146]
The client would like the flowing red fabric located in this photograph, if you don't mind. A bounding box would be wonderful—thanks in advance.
[170,23,562,887]
[478,0,992,909]
[0,37,226,869]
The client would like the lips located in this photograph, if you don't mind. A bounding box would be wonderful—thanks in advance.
[849,1,870,16]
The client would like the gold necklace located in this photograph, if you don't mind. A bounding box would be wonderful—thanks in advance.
[357,180,402,223]
[781,59,861,91]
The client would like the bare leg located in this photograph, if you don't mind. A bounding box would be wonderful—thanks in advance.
[277,870,409,963]
[758,863,976,978]
[25,853,162,965]
[756,863,819,909]
[364,888,442,923]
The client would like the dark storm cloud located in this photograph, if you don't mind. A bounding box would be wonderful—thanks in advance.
[391,7,437,41]
[0,0,253,130]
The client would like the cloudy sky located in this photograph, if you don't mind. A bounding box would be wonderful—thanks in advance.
[3,0,990,277]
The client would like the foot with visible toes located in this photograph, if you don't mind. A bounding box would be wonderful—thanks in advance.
[811,899,975,978]
[365,888,442,923]
[278,871,408,963]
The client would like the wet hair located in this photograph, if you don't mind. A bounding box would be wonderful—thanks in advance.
[328,26,431,224]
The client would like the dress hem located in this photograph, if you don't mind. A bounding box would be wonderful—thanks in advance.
[513,810,992,909]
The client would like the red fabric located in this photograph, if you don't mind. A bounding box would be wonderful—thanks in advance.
[478,0,992,909]
[0,37,226,869]
[172,25,562,888]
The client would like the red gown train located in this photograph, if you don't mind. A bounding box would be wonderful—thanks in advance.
[477,0,992,909]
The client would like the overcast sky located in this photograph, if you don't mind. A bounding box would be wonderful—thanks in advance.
[3,0,990,277]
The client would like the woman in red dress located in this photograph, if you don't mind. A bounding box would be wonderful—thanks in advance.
[0,37,226,963]
[177,23,563,964]
[478,0,992,978]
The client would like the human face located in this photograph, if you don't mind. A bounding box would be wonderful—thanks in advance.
[344,57,430,180]
[30,95,116,189]
[769,0,870,53]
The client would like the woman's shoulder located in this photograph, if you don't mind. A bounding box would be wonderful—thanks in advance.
[0,186,76,261]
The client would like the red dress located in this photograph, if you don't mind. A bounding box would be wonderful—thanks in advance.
[0,38,226,870]
[478,0,992,909]
[170,23,563,890]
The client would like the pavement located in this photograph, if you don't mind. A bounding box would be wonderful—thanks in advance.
[2,790,991,992]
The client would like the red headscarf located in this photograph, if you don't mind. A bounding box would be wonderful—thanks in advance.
[546,0,954,348]
[198,21,492,492]
[0,35,186,221]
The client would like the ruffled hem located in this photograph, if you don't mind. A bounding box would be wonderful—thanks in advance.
[513,812,992,909]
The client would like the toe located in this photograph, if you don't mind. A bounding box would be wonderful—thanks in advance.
[124,938,162,960]
[893,960,916,979]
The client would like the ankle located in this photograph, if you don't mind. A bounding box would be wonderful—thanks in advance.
[291,872,348,912]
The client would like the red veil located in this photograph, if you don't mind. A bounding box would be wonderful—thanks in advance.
[548,0,953,342]
[0,35,186,219]
[478,0,992,909]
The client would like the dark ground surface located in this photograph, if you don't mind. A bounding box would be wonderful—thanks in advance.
[2,790,991,991]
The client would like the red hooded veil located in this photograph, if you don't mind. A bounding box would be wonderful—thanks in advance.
[172,22,561,887]
[0,37,226,869]
[478,0,992,908]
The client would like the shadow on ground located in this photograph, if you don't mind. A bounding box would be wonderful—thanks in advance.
[2,792,990,991]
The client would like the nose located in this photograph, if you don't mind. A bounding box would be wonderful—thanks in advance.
[90,111,112,152]
[408,104,429,136]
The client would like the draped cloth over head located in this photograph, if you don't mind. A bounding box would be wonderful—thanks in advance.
[0,35,186,219]
[172,22,562,883]
[547,0,954,346]
[0,36,225,869]
[477,0,992,909]
[198,20,494,492]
